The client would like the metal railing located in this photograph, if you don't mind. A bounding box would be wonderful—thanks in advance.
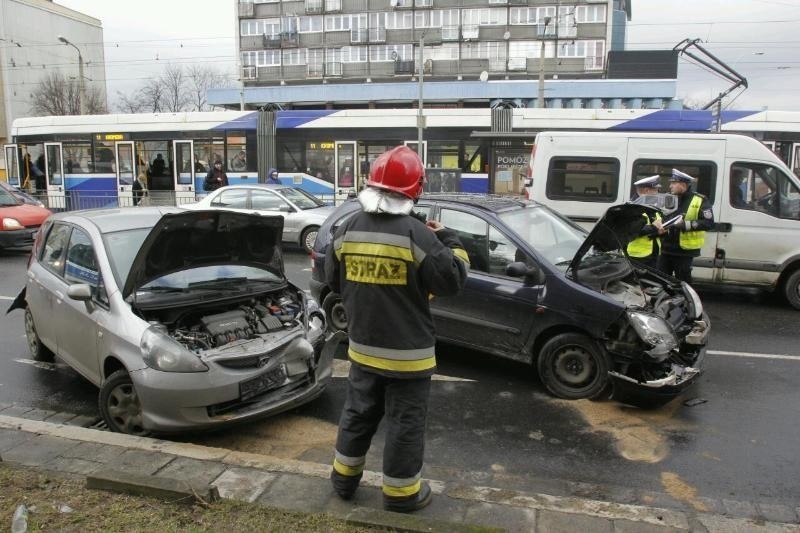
[26,191,200,212]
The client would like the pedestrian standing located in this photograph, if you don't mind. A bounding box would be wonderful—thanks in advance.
[326,146,469,513]
[627,175,664,270]
[203,161,229,192]
[266,168,280,184]
[657,169,715,283]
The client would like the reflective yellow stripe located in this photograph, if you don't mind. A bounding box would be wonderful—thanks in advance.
[345,255,408,285]
[453,247,470,265]
[383,480,422,497]
[333,459,364,477]
[340,242,414,262]
[348,347,436,373]
[627,212,661,258]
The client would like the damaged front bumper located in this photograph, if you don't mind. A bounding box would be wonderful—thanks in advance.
[131,330,346,433]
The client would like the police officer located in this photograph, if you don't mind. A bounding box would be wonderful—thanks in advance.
[627,175,664,269]
[657,169,714,283]
[326,146,469,513]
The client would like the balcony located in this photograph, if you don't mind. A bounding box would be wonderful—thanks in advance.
[584,56,604,70]
[242,66,257,80]
[507,57,526,71]
[281,31,299,47]
[325,0,342,12]
[462,24,479,39]
[537,23,556,37]
[441,25,459,41]
[369,27,386,42]
[262,34,281,48]
[351,28,368,43]
[239,1,254,16]
[325,61,343,76]
[489,59,507,72]
[394,59,415,75]
[305,0,323,13]
[390,0,413,8]
[308,63,324,77]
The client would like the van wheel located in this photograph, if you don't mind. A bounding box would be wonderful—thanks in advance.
[99,370,150,436]
[323,293,348,333]
[24,308,54,362]
[783,270,800,310]
[301,225,320,254]
[537,333,610,400]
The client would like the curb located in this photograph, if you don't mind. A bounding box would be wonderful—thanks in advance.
[1,414,798,532]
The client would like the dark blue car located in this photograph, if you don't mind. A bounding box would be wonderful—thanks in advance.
[310,194,709,404]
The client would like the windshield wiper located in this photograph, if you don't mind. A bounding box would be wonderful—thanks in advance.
[138,286,187,293]
[188,277,249,289]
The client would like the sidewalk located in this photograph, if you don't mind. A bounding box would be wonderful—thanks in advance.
[0,413,798,533]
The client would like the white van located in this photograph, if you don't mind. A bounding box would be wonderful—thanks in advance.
[527,131,800,309]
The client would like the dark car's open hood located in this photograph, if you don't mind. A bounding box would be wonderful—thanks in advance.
[122,210,284,300]
[568,203,661,274]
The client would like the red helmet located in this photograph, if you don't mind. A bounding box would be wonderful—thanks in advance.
[367,146,425,200]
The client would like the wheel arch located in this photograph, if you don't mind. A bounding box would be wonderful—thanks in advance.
[529,324,595,366]
[103,356,127,381]
[777,259,800,290]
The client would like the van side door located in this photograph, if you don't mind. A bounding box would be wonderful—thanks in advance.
[717,161,800,286]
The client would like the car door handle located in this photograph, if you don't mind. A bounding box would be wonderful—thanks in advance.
[55,291,63,303]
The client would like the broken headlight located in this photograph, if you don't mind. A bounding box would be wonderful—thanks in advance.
[627,311,678,361]
[140,326,209,373]
[682,281,703,320]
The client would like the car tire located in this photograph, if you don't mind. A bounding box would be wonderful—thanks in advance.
[323,292,348,333]
[301,225,320,254]
[537,332,610,400]
[783,269,800,310]
[24,307,55,362]
[99,369,150,436]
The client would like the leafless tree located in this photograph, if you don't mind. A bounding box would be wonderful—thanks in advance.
[161,64,190,112]
[115,90,145,114]
[186,65,224,111]
[29,71,106,116]
[139,78,166,113]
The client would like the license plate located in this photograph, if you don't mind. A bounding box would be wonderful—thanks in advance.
[240,365,287,401]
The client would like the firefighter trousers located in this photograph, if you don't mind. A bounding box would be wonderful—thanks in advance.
[332,362,431,500]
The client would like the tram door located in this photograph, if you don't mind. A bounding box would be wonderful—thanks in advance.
[115,141,136,206]
[173,140,196,205]
[44,142,66,209]
[334,141,357,203]
[3,145,20,187]
[792,143,800,178]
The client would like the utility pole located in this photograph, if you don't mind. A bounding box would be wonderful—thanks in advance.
[536,17,551,108]
[417,35,425,164]
[58,36,86,114]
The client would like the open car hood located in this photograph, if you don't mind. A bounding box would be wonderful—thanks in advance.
[568,203,661,274]
[122,210,284,299]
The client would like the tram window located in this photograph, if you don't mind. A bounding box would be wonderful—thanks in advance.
[305,142,335,184]
[93,140,116,174]
[63,142,92,174]
[631,160,717,203]
[195,138,224,174]
[226,132,252,172]
[278,141,304,174]
[428,141,460,169]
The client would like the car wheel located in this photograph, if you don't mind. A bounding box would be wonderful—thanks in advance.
[99,369,150,436]
[301,225,320,254]
[323,292,348,333]
[537,333,610,400]
[783,269,800,310]
[24,307,54,362]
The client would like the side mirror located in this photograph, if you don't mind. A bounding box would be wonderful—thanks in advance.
[505,261,543,285]
[279,204,295,213]
[67,284,93,301]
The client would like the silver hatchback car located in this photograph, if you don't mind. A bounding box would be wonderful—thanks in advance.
[9,208,338,435]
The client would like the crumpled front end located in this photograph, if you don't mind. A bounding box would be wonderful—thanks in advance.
[601,275,709,405]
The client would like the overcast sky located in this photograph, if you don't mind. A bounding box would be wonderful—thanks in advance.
[58,0,800,111]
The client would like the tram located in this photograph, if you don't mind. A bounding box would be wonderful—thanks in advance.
[5,108,800,209]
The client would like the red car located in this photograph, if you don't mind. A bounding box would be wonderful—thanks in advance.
[0,182,51,249]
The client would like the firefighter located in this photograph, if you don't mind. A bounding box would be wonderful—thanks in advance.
[627,175,664,269]
[326,146,469,513]
[657,169,715,283]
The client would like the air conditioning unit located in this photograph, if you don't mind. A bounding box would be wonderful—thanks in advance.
[242,66,256,80]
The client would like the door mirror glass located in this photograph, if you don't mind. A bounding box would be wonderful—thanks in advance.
[278,204,295,213]
[505,261,542,284]
[67,284,93,301]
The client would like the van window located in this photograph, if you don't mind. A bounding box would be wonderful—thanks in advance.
[546,158,619,202]
[631,160,717,202]
[730,163,800,220]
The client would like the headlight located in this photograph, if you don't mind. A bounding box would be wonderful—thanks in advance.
[627,311,678,360]
[1,218,24,230]
[682,282,703,320]
[140,326,208,373]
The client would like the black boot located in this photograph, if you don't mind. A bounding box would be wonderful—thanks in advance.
[331,469,361,501]
[383,481,432,513]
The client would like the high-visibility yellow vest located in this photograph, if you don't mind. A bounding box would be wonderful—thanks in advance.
[679,194,706,250]
[627,212,662,258]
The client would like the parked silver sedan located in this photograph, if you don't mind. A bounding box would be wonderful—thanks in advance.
[8,207,338,435]
[187,184,335,253]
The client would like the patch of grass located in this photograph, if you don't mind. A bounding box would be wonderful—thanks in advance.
[0,464,384,532]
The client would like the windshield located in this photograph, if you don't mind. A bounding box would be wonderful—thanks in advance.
[497,205,586,269]
[103,228,151,288]
[279,187,326,209]
[139,265,281,291]
[0,186,20,206]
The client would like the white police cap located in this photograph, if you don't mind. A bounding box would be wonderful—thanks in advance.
[634,175,661,188]
[670,169,695,183]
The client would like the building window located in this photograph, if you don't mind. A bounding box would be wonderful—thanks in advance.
[461,41,507,61]
[576,4,607,23]
[282,49,308,66]
[254,0,279,3]
[340,45,367,62]
[369,44,412,62]
[325,14,353,31]
[558,39,605,61]
[299,16,323,33]
[386,11,414,29]
[420,43,459,61]
[240,18,281,37]
[325,0,341,11]
[546,158,620,202]
[462,8,507,27]
[510,7,537,25]
[243,50,280,66]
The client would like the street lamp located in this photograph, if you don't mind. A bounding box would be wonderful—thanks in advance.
[57,35,86,115]
[537,17,552,109]
[417,35,425,164]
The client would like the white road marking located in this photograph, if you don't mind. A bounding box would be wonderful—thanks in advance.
[0,296,15,301]
[707,350,800,362]
[13,359,69,371]
[331,358,476,382]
